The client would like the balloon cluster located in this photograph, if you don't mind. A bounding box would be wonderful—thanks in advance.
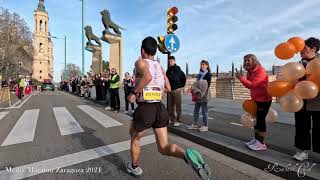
[275,37,305,60]
[240,100,278,128]
[271,37,320,112]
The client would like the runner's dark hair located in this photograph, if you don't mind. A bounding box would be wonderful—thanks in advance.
[141,37,157,56]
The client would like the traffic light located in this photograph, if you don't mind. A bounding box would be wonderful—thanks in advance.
[167,7,178,34]
[157,36,167,54]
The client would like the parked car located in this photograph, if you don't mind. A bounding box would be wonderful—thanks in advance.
[41,82,54,91]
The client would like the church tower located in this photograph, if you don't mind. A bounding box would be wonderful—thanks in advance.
[33,0,53,82]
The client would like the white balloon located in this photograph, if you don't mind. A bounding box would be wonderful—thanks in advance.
[281,62,305,82]
[266,108,279,123]
[279,90,303,112]
[240,113,256,128]
[294,80,319,99]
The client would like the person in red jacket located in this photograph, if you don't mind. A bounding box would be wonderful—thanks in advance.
[236,54,272,151]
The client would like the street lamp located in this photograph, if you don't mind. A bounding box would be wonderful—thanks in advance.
[80,0,85,77]
[51,35,67,80]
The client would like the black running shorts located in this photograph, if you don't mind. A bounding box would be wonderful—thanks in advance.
[132,102,169,132]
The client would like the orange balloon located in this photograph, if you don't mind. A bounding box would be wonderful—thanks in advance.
[268,80,294,97]
[242,100,257,117]
[307,74,320,89]
[275,42,296,60]
[288,37,305,53]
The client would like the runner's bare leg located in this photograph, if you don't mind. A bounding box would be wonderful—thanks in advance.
[153,127,185,159]
[130,124,147,166]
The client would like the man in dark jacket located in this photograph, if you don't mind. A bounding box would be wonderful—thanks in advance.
[166,56,186,126]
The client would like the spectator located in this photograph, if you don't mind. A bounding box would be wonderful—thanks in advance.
[123,72,135,114]
[110,68,120,112]
[18,75,26,99]
[104,71,112,110]
[101,75,107,100]
[293,37,320,161]
[72,77,76,93]
[236,54,272,151]
[95,74,103,100]
[166,56,186,127]
[187,60,212,132]
[80,76,87,97]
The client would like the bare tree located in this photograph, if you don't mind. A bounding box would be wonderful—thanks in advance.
[65,63,81,80]
[0,7,33,78]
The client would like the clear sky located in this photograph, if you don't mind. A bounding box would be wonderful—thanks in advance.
[1,0,320,82]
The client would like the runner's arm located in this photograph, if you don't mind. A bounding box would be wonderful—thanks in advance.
[162,67,171,93]
[133,60,152,93]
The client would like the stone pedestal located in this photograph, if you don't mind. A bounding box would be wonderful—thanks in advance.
[101,33,123,78]
[85,45,102,75]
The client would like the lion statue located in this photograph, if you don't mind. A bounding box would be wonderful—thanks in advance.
[100,9,124,36]
[84,26,102,46]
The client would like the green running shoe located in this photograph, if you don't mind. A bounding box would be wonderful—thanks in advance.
[185,148,212,180]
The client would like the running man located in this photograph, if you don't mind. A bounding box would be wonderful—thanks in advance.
[126,37,211,180]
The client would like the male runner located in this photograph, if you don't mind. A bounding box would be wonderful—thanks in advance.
[126,36,211,180]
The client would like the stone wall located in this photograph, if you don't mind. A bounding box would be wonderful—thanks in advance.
[216,77,234,99]
[184,75,277,100]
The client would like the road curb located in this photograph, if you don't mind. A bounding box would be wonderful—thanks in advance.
[168,124,319,180]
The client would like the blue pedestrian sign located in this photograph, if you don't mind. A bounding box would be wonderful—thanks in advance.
[164,34,180,53]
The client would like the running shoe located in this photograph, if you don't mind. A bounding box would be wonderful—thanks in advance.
[126,163,143,176]
[185,148,212,180]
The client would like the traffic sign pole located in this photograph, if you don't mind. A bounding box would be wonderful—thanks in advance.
[164,7,179,111]
[167,52,171,111]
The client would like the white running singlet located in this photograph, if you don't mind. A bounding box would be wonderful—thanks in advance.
[139,59,164,103]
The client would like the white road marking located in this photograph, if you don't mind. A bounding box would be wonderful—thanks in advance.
[0,111,9,120]
[77,105,122,128]
[10,99,22,108]
[53,107,84,136]
[1,109,39,146]
[230,122,243,126]
[16,92,39,108]
[185,113,214,119]
[0,135,156,180]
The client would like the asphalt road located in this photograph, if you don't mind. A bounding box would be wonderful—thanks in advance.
[0,90,282,180]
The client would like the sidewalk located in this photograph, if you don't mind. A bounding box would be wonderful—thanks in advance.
[180,94,295,125]
[0,91,19,109]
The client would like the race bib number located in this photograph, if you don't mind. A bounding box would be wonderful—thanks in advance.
[143,86,162,101]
